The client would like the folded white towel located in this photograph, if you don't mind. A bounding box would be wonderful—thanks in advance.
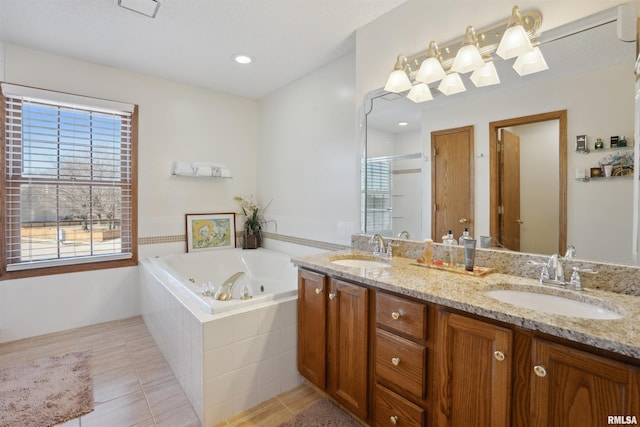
[195,165,213,176]
[173,161,194,176]
[192,161,227,170]
[219,168,232,178]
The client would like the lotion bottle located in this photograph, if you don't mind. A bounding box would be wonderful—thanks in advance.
[422,238,434,264]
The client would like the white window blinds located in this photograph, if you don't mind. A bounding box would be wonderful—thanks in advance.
[2,85,135,271]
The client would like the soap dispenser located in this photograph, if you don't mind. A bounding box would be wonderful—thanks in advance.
[443,230,457,267]
[458,228,472,245]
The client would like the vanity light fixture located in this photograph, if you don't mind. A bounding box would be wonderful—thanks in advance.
[407,83,434,103]
[496,6,535,59]
[384,55,413,93]
[470,60,501,87]
[117,0,160,18]
[512,46,548,75]
[451,26,485,74]
[438,73,466,96]
[383,5,546,101]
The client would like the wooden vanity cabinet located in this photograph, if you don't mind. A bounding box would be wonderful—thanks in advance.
[529,338,640,427]
[435,311,513,427]
[374,291,430,427]
[297,269,370,421]
[297,269,327,389]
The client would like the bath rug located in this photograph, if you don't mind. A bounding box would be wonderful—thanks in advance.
[278,399,362,427]
[0,349,94,427]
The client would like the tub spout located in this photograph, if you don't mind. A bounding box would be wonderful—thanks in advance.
[214,272,245,301]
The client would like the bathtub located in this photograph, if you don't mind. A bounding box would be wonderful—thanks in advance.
[139,248,302,426]
[146,248,298,314]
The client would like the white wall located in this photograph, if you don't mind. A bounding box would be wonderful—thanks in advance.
[257,52,359,250]
[0,44,259,342]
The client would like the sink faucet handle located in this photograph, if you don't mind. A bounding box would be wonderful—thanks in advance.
[569,267,598,291]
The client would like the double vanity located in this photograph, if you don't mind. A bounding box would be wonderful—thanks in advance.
[292,240,640,426]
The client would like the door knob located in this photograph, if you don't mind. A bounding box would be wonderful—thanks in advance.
[459,218,469,224]
[514,219,524,224]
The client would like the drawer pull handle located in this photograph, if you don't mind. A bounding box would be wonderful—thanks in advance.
[494,351,505,361]
[329,293,336,300]
[534,365,547,377]
[391,311,401,320]
[315,288,322,295]
[390,415,399,425]
[391,357,400,366]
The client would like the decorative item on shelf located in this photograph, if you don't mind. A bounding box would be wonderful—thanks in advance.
[576,135,588,152]
[590,167,603,178]
[234,195,276,249]
[619,136,627,147]
[598,151,634,177]
[383,5,546,103]
[594,138,604,150]
[172,161,232,178]
[610,135,619,148]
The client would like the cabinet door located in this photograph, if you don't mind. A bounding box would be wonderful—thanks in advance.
[297,269,327,389]
[531,338,640,427]
[327,278,369,420]
[436,311,513,427]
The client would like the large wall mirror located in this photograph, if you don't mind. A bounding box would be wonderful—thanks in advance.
[362,7,639,265]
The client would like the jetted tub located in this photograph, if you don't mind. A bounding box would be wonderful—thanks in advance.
[139,247,302,426]
[145,247,298,314]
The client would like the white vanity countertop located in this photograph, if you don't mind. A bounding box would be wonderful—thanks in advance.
[292,250,640,360]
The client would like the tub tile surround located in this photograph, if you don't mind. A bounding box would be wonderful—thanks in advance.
[292,235,640,360]
[140,263,302,427]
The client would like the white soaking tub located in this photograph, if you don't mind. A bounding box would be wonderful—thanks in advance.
[139,248,302,426]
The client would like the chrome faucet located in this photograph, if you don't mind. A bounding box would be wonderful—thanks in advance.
[548,253,565,283]
[397,230,411,240]
[214,272,245,301]
[370,233,387,256]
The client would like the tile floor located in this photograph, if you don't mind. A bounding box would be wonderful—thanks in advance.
[0,316,324,427]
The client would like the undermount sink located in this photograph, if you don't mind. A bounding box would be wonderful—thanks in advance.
[330,257,392,269]
[485,289,623,320]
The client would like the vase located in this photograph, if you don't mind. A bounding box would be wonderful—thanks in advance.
[243,233,260,249]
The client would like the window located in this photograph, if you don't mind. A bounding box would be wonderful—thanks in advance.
[1,83,137,278]
[362,157,393,235]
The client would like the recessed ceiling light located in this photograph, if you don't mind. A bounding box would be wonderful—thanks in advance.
[398,121,409,126]
[233,54,254,65]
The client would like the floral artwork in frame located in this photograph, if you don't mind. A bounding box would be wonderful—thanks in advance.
[185,213,236,252]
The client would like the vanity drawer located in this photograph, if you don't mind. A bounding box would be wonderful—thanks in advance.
[375,329,426,398]
[376,291,427,341]
[375,383,424,427]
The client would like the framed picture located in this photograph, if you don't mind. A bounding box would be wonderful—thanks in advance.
[185,213,236,252]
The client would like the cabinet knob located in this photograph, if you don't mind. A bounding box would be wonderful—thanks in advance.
[459,218,469,224]
[391,357,400,366]
[534,365,547,377]
[391,311,401,320]
[315,288,322,295]
[390,415,399,425]
[329,293,336,300]
[493,351,505,361]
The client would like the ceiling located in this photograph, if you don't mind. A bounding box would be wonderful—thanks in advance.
[0,0,407,99]
[0,0,630,100]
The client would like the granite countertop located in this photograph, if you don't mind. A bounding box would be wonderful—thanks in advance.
[292,249,640,360]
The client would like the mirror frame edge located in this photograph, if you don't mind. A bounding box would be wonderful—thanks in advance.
[489,109,568,255]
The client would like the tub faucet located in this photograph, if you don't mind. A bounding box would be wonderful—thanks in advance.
[214,272,245,301]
